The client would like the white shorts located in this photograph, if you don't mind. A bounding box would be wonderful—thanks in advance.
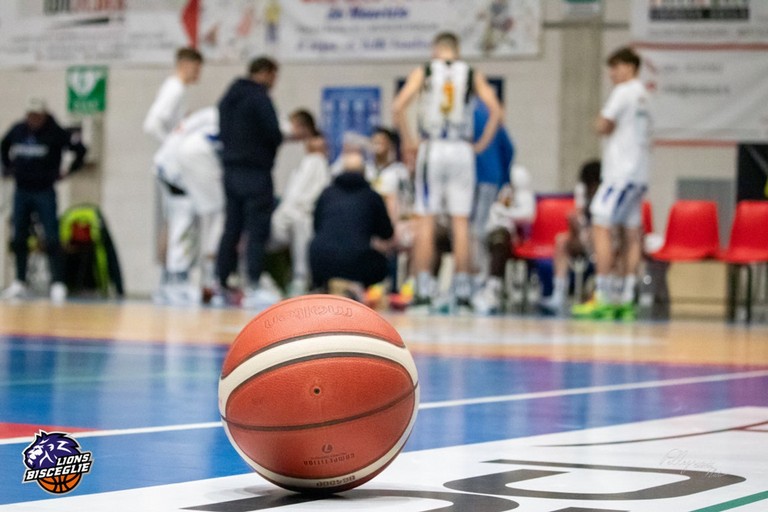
[590,181,647,228]
[414,139,475,217]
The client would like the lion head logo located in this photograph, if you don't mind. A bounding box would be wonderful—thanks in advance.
[23,432,80,471]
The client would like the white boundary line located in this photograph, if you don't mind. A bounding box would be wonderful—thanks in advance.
[2,369,767,445]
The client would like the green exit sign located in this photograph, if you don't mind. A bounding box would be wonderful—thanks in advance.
[67,66,108,115]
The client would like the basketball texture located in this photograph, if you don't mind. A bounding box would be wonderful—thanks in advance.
[219,295,419,494]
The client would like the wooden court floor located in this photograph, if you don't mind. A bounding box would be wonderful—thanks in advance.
[1,300,766,365]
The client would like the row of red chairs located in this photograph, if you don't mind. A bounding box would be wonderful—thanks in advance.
[653,200,768,323]
[513,197,654,261]
[512,197,768,321]
[653,200,768,264]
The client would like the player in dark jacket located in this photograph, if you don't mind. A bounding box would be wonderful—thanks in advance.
[216,56,284,308]
[310,152,394,293]
[1,98,87,302]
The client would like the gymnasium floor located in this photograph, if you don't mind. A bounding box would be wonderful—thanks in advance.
[1,300,767,511]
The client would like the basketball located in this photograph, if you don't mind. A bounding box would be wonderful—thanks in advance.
[219,295,419,494]
[38,473,81,494]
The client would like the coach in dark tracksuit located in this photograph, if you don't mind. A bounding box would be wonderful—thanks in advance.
[0,98,86,301]
[216,57,283,294]
[310,152,394,289]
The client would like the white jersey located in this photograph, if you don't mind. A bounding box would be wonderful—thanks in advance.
[372,160,411,220]
[153,107,219,189]
[418,59,475,141]
[143,75,187,143]
[279,152,330,216]
[601,78,652,184]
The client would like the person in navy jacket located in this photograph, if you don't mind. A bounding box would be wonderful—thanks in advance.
[1,98,87,302]
[310,151,394,292]
[216,56,284,308]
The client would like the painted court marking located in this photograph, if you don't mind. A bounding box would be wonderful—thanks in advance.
[2,369,767,446]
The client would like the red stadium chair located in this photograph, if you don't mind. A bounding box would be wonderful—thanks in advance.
[512,197,575,311]
[514,197,575,260]
[651,200,720,262]
[646,200,720,321]
[642,200,653,235]
[718,200,768,323]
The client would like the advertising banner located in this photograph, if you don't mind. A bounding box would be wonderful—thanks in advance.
[631,0,768,45]
[0,1,541,68]
[640,48,768,142]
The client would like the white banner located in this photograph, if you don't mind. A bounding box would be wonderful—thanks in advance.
[0,1,540,68]
[631,0,768,45]
[639,48,768,142]
[0,1,190,69]
[177,0,541,63]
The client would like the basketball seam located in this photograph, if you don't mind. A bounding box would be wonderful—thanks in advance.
[221,331,402,379]
[226,351,413,406]
[222,381,419,432]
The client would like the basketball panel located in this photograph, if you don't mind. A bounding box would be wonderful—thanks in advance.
[225,356,415,427]
[221,295,405,377]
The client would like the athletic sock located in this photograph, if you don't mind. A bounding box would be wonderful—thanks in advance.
[621,274,637,304]
[454,272,472,300]
[416,271,434,301]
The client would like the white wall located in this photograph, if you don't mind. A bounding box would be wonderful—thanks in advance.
[0,0,737,296]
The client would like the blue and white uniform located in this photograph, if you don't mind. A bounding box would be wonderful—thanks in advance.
[591,78,652,228]
[414,59,476,217]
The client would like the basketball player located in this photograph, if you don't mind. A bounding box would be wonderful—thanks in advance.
[143,47,204,304]
[393,31,503,312]
[153,106,223,305]
[269,109,330,297]
[573,47,651,320]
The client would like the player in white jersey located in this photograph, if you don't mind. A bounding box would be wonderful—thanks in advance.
[573,47,652,320]
[143,47,204,305]
[153,107,223,305]
[393,32,503,312]
[269,110,330,297]
[143,48,203,143]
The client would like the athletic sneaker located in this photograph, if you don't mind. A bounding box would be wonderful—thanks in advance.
[571,298,614,320]
[50,282,67,304]
[472,283,502,316]
[406,296,432,316]
[539,295,564,317]
[1,281,28,300]
[455,297,474,316]
[242,286,281,310]
[430,294,454,315]
[164,283,200,307]
[615,302,637,322]
[0,281,29,300]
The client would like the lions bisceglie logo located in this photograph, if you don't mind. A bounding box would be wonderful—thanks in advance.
[22,431,93,494]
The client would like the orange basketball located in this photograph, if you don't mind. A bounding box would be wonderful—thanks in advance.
[219,295,419,494]
[38,472,81,494]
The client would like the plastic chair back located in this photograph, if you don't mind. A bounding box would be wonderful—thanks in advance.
[652,200,720,261]
[720,200,768,263]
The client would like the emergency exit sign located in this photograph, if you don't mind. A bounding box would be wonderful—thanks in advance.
[67,65,108,115]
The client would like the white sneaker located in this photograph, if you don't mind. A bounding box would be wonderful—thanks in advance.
[472,282,502,316]
[242,286,281,310]
[50,282,67,304]
[163,283,200,307]
[539,295,564,316]
[1,281,28,300]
